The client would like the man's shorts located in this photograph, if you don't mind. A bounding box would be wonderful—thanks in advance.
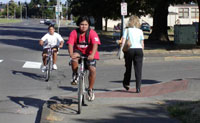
[42,47,58,55]
[74,49,97,68]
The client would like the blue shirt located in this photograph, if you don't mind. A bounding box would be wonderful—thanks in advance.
[122,28,144,49]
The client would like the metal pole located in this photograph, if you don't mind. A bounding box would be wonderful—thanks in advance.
[14,7,16,18]
[20,4,22,20]
[7,3,9,19]
[25,7,27,19]
[56,0,60,34]
[121,0,125,38]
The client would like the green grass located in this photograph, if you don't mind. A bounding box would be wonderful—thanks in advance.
[167,100,200,123]
[0,18,22,24]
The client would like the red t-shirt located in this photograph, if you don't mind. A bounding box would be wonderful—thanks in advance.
[67,29,101,60]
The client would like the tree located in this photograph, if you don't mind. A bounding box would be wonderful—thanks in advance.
[70,0,152,30]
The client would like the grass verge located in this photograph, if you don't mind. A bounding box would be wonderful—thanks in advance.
[0,18,22,24]
[167,100,200,123]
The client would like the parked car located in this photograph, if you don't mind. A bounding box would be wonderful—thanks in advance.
[40,20,44,24]
[140,23,151,32]
[44,19,55,26]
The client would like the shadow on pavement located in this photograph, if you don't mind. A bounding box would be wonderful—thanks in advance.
[0,27,45,39]
[0,39,43,51]
[58,86,77,92]
[0,25,47,31]
[12,70,44,81]
[110,79,161,85]
[7,96,46,123]
[73,103,179,123]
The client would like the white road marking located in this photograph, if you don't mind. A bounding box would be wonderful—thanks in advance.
[23,61,42,69]
[0,60,3,63]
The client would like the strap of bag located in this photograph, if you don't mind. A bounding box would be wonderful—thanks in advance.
[76,28,90,45]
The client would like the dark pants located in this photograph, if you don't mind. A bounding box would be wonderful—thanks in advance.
[123,48,143,89]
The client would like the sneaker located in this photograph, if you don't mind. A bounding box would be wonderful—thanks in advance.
[41,66,47,72]
[71,73,78,85]
[52,64,57,70]
[87,89,95,101]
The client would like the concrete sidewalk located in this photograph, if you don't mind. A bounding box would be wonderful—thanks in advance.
[40,77,200,123]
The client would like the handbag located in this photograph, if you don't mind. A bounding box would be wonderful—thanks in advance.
[122,29,132,52]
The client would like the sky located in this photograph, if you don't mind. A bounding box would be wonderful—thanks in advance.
[1,0,66,4]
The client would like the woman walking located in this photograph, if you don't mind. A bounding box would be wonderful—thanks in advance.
[122,15,144,93]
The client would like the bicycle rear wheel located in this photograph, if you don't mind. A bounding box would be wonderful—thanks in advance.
[78,75,84,114]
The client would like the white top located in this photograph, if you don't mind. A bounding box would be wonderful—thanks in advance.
[41,32,64,49]
[122,28,144,49]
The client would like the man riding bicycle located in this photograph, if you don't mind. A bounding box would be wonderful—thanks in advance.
[39,25,64,72]
[67,16,101,101]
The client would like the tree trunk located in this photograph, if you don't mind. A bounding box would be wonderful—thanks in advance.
[105,18,108,31]
[94,16,102,30]
[148,1,169,42]
[197,0,200,45]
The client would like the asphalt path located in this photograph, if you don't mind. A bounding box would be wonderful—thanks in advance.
[0,20,200,123]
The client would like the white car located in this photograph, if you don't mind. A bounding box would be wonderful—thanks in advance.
[40,20,44,24]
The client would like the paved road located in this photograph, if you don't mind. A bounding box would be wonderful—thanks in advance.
[0,20,200,123]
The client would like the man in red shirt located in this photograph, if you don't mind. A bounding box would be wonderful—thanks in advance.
[67,16,101,101]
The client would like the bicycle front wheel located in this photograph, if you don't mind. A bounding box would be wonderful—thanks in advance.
[78,75,84,114]
[45,57,51,81]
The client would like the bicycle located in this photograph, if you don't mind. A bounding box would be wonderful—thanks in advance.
[70,56,88,114]
[44,46,55,81]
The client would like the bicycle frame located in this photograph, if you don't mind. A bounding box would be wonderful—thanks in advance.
[77,56,87,114]
[45,47,54,81]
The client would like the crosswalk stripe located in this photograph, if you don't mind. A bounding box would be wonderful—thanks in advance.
[22,61,42,69]
[0,60,3,63]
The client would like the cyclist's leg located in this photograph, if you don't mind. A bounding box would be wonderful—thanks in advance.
[88,66,96,89]
[87,59,97,89]
[52,47,58,70]
[87,60,96,101]
[52,47,58,64]
[42,49,48,65]
[70,50,81,85]
[71,50,82,73]
[41,49,48,72]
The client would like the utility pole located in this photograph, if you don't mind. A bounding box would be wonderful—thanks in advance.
[14,7,16,18]
[7,3,9,19]
[120,0,127,37]
[20,2,22,20]
[25,7,27,19]
[56,0,61,33]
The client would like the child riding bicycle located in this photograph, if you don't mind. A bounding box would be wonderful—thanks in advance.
[39,25,64,72]
[67,16,101,101]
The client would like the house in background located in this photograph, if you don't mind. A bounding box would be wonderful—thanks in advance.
[103,3,199,29]
[168,4,199,26]
[0,2,5,13]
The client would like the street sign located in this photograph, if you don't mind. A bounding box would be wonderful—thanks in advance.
[55,6,62,12]
[121,2,127,16]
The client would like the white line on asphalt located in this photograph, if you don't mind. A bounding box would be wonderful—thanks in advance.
[23,61,42,69]
[0,60,3,63]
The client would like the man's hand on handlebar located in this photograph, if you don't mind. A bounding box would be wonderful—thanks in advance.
[88,54,94,60]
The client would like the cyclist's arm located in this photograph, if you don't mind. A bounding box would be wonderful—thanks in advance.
[39,40,44,46]
[88,44,98,60]
[59,41,64,48]
[68,44,74,58]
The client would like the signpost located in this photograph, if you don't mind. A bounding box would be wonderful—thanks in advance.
[56,0,62,34]
[121,1,127,37]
